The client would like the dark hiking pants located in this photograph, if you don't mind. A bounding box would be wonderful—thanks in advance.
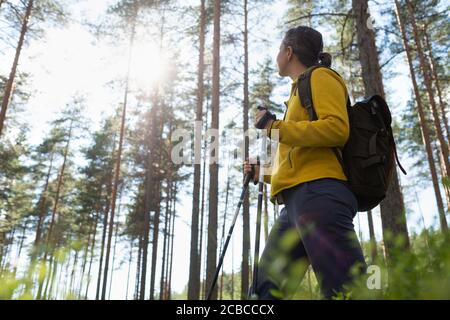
[253,178,367,299]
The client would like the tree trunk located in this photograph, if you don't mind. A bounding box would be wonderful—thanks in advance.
[69,250,79,294]
[160,180,171,299]
[42,254,55,299]
[36,120,73,299]
[162,117,175,300]
[81,211,98,299]
[44,121,73,258]
[147,4,167,301]
[95,174,112,300]
[241,0,250,300]
[205,0,221,301]
[219,164,231,300]
[0,0,34,136]
[125,239,133,300]
[198,100,209,299]
[263,184,269,241]
[367,210,378,262]
[101,18,135,300]
[15,221,25,256]
[404,0,450,183]
[423,26,450,143]
[163,187,173,300]
[149,165,162,300]
[134,233,143,299]
[34,151,55,247]
[167,183,177,300]
[352,0,410,267]
[394,0,448,234]
[188,0,206,300]
[423,24,450,213]
[108,197,122,299]
[139,203,150,300]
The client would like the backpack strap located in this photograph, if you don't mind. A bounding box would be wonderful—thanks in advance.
[296,66,350,177]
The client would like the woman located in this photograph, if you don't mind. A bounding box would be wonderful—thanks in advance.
[244,26,366,299]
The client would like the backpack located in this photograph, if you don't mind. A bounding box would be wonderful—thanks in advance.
[296,65,407,212]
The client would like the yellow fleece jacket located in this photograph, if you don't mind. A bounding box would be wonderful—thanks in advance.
[263,67,349,203]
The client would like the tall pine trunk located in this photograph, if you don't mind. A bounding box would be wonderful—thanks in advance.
[146,8,167,299]
[394,0,448,234]
[0,0,34,136]
[167,183,177,300]
[263,184,269,241]
[404,0,450,185]
[241,0,250,300]
[101,15,136,300]
[81,210,98,299]
[205,0,221,300]
[95,174,113,300]
[125,239,133,300]
[367,210,378,262]
[107,198,122,299]
[34,152,55,247]
[352,0,410,267]
[423,26,450,142]
[134,233,143,299]
[160,180,171,299]
[188,0,206,300]
[44,121,73,258]
[219,163,231,300]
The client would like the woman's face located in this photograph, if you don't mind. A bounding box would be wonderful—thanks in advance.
[276,42,292,77]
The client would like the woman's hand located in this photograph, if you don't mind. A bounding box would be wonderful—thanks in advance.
[244,158,259,184]
[255,108,276,130]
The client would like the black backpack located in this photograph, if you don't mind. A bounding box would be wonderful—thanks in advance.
[296,66,407,212]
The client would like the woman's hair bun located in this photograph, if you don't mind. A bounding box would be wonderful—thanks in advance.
[317,52,332,67]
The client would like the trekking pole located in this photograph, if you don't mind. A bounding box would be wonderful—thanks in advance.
[206,167,254,300]
[249,119,267,298]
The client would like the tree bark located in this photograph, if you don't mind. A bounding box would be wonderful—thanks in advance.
[198,107,208,299]
[43,120,73,266]
[241,0,250,300]
[82,210,98,299]
[205,0,221,301]
[263,184,269,241]
[352,0,410,267]
[404,0,450,184]
[0,0,34,136]
[188,0,206,300]
[107,197,122,299]
[148,135,163,300]
[367,210,378,262]
[134,233,142,299]
[95,174,112,300]
[101,17,135,300]
[125,239,133,300]
[167,183,177,300]
[160,180,171,299]
[147,9,167,299]
[423,26,450,143]
[34,151,55,247]
[394,0,448,234]
[219,164,231,300]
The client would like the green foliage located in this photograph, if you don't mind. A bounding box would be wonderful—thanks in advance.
[0,241,80,299]
[338,230,450,299]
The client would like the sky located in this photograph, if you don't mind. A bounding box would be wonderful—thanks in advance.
[0,0,445,299]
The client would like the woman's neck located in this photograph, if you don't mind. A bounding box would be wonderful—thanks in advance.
[289,64,308,81]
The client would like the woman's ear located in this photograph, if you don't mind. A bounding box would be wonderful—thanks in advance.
[286,46,293,62]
